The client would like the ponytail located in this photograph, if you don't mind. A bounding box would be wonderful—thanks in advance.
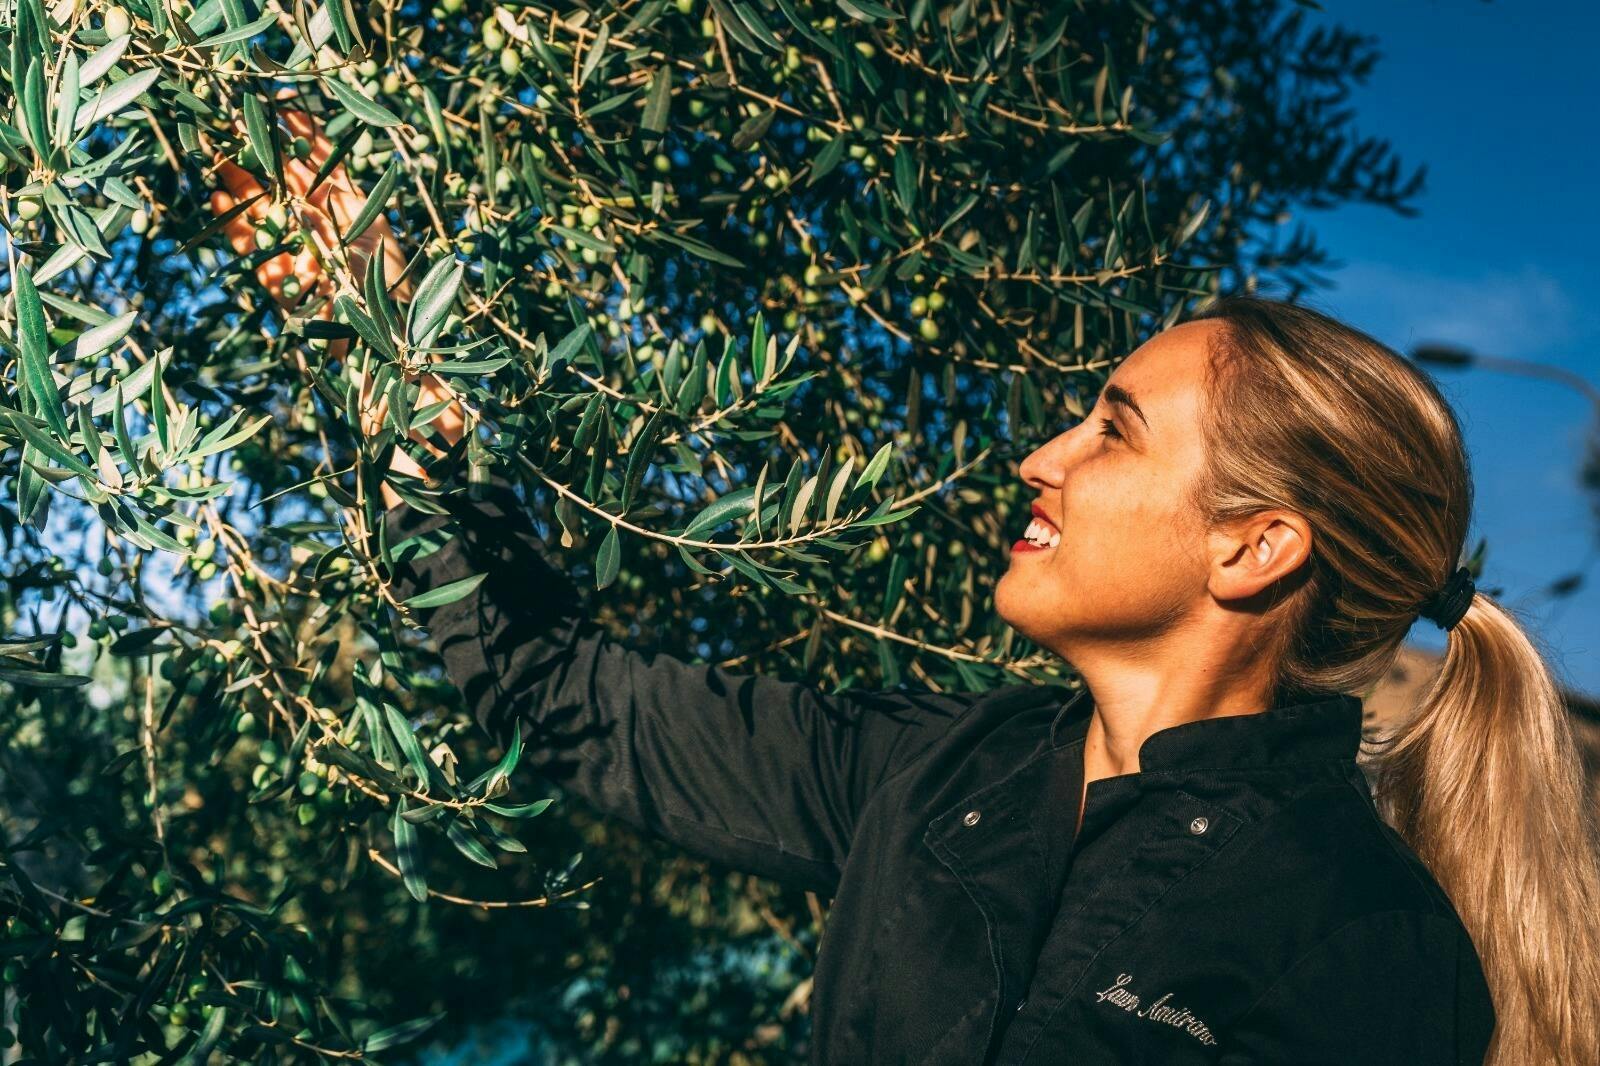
[1366,593,1600,1064]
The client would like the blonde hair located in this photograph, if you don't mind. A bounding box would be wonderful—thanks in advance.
[1189,295,1600,1064]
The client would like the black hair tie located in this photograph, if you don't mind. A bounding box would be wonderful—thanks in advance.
[1420,565,1475,631]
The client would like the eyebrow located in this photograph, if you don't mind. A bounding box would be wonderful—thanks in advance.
[1100,383,1149,430]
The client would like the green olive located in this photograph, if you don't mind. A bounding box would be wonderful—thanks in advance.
[103,5,131,37]
[580,203,602,227]
[500,47,522,76]
[910,295,928,317]
[918,317,940,341]
[16,197,42,221]
[483,22,506,50]
[927,291,946,311]
[652,153,672,173]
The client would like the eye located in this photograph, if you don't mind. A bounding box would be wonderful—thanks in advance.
[1097,416,1122,441]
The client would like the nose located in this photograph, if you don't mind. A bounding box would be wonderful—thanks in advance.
[1018,426,1076,492]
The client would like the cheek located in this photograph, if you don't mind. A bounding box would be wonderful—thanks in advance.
[1057,465,1192,569]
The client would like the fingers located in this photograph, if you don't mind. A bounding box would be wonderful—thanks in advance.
[215,157,266,203]
[208,186,265,259]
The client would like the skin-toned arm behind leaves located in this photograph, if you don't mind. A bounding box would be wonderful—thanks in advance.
[374,473,982,897]
[218,103,980,896]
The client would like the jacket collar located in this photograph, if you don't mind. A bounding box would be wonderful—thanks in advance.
[1049,686,1365,773]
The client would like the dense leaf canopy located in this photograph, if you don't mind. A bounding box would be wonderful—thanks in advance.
[0,0,1419,1060]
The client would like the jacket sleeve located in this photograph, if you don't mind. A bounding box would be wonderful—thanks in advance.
[374,468,982,896]
[1217,910,1496,1066]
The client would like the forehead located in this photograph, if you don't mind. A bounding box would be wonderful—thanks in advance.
[1101,319,1222,427]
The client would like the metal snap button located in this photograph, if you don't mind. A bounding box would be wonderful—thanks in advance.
[1189,816,1209,835]
[962,809,982,827]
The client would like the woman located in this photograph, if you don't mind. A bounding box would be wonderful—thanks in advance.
[212,113,1600,1064]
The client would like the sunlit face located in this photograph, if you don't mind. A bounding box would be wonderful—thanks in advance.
[995,320,1223,655]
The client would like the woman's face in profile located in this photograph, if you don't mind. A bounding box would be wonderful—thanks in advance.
[995,320,1221,657]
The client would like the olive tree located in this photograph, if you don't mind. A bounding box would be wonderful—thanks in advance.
[0,0,1420,1060]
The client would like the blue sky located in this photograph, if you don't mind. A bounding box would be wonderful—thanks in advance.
[1295,0,1599,694]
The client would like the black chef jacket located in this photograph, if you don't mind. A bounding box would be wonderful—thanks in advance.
[375,473,1495,1065]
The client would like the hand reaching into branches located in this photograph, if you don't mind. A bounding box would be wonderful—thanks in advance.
[207,107,464,509]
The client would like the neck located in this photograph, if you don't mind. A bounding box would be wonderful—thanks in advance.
[1074,651,1280,785]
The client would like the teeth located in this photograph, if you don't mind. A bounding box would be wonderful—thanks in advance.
[1023,519,1061,547]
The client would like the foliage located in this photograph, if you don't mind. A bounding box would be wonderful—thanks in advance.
[0,0,1419,1060]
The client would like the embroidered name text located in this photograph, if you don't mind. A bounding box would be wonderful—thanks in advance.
[1092,972,1219,1046]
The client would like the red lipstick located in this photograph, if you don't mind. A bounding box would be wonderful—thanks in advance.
[1012,502,1059,554]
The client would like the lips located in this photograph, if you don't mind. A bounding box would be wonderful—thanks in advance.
[1013,501,1061,554]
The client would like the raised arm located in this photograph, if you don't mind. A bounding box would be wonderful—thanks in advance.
[208,107,984,896]
[376,476,981,896]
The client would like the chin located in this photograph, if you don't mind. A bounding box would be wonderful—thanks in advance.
[993,574,1045,635]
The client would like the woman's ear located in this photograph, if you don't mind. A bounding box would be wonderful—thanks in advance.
[1207,509,1313,604]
